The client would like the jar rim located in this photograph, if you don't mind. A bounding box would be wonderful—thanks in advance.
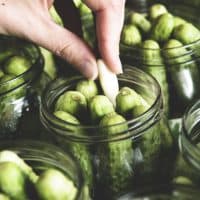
[121,38,200,51]
[0,139,84,193]
[40,65,162,143]
[180,99,200,171]
[0,43,44,95]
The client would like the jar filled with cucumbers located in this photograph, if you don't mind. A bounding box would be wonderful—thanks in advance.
[120,3,200,120]
[40,65,175,199]
[0,140,87,200]
[0,36,51,139]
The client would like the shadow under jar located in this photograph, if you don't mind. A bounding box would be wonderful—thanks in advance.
[0,36,51,139]
[40,66,175,200]
[173,99,200,186]
[120,2,200,120]
[0,140,87,200]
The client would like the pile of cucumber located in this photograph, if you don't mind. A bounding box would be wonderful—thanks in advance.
[52,77,174,198]
[0,150,77,200]
[121,3,200,118]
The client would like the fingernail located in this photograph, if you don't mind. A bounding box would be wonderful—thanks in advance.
[82,60,98,80]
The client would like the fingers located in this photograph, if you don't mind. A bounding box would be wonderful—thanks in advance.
[95,7,123,74]
[28,18,98,80]
[85,1,125,74]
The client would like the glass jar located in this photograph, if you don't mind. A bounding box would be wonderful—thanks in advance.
[173,99,200,185]
[120,2,200,119]
[0,36,51,139]
[40,65,175,199]
[117,184,200,200]
[0,140,87,200]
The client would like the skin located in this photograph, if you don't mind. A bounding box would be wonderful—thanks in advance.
[0,0,125,79]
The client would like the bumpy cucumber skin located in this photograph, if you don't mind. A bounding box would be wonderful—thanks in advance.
[0,193,10,200]
[89,95,114,123]
[135,119,174,185]
[76,79,99,101]
[149,4,168,21]
[173,23,200,44]
[116,87,141,117]
[35,169,77,200]
[55,91,87,119]
[0,150,38,183]
[163,39,191,64]
[3,56,31,76]
[121,25,142,46]
[140,40,169,116]
[140,40,163,65]
[98,112,134,197]
[129,12,151,34]
[174,16,187,28]
[0,162,28,200]
[150,13,174,42]
[54,110,93,190]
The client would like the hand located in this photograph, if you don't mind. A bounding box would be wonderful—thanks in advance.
[0,0,125,79]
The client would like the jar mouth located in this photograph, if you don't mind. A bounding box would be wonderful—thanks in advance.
[117,184,200,199]
[0,139,84,191]
[40,65,162,143]
[121,38,200,51]
[0,39,43,95]
[180,99,200,171]
[120,39,200,66]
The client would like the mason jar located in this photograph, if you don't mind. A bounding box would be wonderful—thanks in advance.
[0,140,87,200]
[117,184,200,200]
[120,2,200,120]
[0,36,51,139]
[40,65,175,199]
[173,99,200,186]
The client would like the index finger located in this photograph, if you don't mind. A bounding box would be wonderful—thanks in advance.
[95,1,125,74]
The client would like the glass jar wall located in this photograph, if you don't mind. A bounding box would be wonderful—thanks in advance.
[117,184,200,200]
[40,66,175,199]
[173,99,200,185]
[0,36,51,139]
[120,1,200,119]
[0,140,87,200]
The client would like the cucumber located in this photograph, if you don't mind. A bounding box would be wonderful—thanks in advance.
[76,79,99,101]
[0,162,28,200]
[55,91,87,120]
[3,55,31,76]
[150,13,174,42]
[135,118,174,185]
[140,40,169,116]
[0,150,38,183]
[98,112,134,197]
[89,95,114,123]
[121,25,142,46]
[35,168,77,200]
[53,110,93,190]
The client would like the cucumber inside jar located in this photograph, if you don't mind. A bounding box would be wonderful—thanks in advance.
[120,3,200,119]
[43,68,174,199]
[0,149,79,200]
[0,37,46,138]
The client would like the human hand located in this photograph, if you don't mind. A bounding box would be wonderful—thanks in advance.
[0,0,125,79]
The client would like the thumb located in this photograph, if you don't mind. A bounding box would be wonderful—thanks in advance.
[25,18,98,80]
